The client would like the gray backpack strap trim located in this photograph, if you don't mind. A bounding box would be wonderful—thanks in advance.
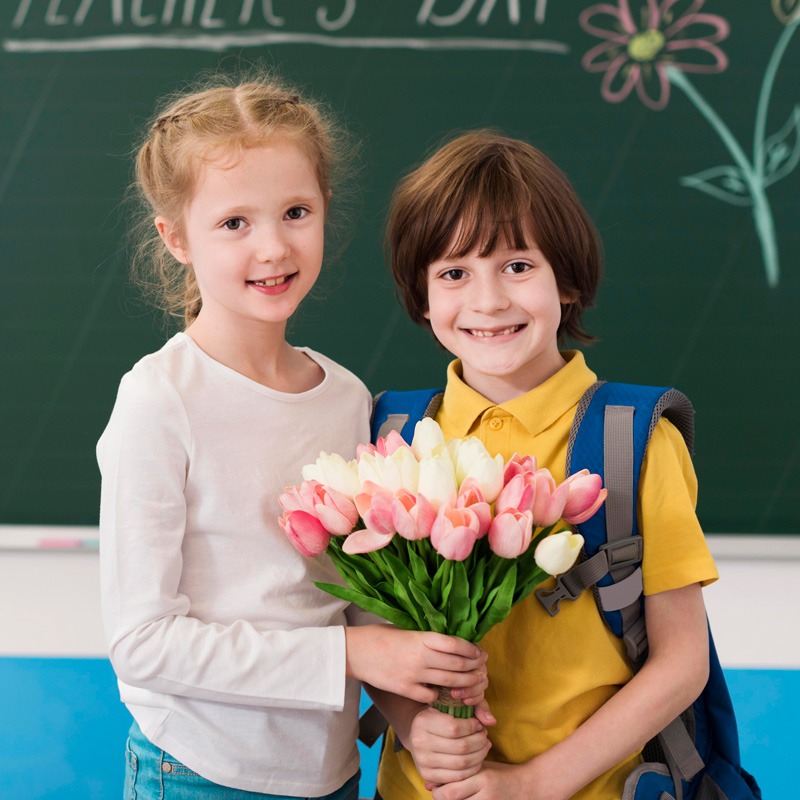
[376,413,410,440]
[423,391,444,420]
[660,716,705,782]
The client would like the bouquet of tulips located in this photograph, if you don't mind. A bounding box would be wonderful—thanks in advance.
[279,418,607,716]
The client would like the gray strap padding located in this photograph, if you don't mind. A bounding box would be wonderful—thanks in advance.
[376,413,410,440]
[604,405,635,555]
[660,717,705,782]
[598,567,643,611]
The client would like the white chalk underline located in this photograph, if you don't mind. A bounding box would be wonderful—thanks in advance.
[2,31,570,54]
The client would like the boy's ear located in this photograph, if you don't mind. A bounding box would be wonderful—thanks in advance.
[155,216,190,264]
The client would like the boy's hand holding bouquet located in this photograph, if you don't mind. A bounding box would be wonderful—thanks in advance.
[279,418,606,716]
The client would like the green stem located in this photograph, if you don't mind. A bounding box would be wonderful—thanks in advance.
[666,66,780,287]
[754,20,798,178]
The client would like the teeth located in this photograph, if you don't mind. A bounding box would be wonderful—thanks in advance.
[252,276,288,287]
[469,326,519,338]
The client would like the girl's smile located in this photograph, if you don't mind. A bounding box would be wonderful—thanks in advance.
[157,140,326,334]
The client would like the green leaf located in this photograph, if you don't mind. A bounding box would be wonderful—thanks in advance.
[408,581,447,633]
[314,582,417,629]
[446,560,471,632]
[431,558,449,605]
[474,563,517,642]
[406,542,431,586]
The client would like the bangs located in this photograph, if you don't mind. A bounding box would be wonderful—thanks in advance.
[437,153,537,260]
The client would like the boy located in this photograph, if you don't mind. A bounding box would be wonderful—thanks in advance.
[373,131,718,800]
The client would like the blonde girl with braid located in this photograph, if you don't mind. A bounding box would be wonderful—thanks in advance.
[97,72,488,800]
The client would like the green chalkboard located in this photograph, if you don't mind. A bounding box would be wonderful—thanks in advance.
[1,1,798,534]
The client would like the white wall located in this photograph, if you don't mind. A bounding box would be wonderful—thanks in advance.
[1,527,798,666]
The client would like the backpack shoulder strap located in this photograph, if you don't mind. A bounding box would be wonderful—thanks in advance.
[370,388,444,444]
[536,381,694,665]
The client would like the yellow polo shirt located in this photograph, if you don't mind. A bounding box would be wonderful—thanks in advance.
[377,351,718,800]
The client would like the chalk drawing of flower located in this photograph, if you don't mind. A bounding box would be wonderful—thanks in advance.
[773,0,800,25]
[580,1,800,287]
[580,0,729,110]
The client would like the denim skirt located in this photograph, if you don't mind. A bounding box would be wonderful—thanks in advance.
[124,720,360,800]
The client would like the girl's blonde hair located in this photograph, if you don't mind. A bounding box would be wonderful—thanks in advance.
[131,71,351,325]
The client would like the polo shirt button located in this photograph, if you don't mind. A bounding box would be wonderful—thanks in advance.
[161,762,173,773]
[489,418,504,431]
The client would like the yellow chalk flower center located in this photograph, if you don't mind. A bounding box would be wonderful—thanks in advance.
[627,29,666,62]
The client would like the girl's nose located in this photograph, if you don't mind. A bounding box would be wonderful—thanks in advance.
[255,226,291,263]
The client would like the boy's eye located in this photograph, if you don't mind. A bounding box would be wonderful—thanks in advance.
[441,268,466,281]
[223,218,244,230]
[504,261,532,274]
[286,206,307,220]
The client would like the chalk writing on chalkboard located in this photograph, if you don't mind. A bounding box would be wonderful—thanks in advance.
[5,0,567,54]
[579,1,800,288]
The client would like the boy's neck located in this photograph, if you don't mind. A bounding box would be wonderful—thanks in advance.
[460,352,568,405]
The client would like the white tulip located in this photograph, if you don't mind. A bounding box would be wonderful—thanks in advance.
[534,531,585,575]
[451,437,492,484]
[358,449,420,494]
[411,418,447,460]
[417,455,458,510]
[302,452,361,499]
[461,452,505,503]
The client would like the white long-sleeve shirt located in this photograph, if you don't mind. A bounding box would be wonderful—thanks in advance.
[97,332,372,795]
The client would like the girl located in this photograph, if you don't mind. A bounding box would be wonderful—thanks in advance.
[97,74,487,800]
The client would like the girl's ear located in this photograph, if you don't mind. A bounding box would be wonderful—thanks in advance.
[155,217,190,264]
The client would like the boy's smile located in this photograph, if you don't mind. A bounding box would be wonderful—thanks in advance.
[424,230,571,404]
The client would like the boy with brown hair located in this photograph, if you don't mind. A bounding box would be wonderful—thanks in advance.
[373,130,718,800]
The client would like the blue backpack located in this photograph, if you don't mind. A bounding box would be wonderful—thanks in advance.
[367,382,761,800]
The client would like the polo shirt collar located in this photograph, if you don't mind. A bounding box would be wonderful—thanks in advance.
[439,351,597,438]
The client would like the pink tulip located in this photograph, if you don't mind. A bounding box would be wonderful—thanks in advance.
[279,480,358,536]
[503,453,537,483]
[430,505,481,561]
[392,490,436,540]
[488,510,534,558]
[354,482,395,536]
[279,510,331,557]
[529,469,570,528]
[279,480,319,514]
[561,470,608,525]
[495,472,535,515]
[342,527,394,554]
[455,478,492,537]
[356,429,411,459]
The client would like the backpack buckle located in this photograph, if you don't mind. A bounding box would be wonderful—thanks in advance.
[600,535,643,571]
[535,573,583,616]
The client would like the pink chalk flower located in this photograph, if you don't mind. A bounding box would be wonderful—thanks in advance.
[580,0,729,110]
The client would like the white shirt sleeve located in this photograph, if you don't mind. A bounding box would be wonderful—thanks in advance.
[98,366,346,711]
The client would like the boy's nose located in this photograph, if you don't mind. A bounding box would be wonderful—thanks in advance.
[469,275,512,313]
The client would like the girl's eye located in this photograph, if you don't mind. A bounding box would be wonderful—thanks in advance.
[223,218,244,230]
[441,268,466,281]
[286,206,307,220]
[505,261,532,274]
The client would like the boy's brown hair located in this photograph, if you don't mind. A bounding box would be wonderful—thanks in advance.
[387,130,603,343]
